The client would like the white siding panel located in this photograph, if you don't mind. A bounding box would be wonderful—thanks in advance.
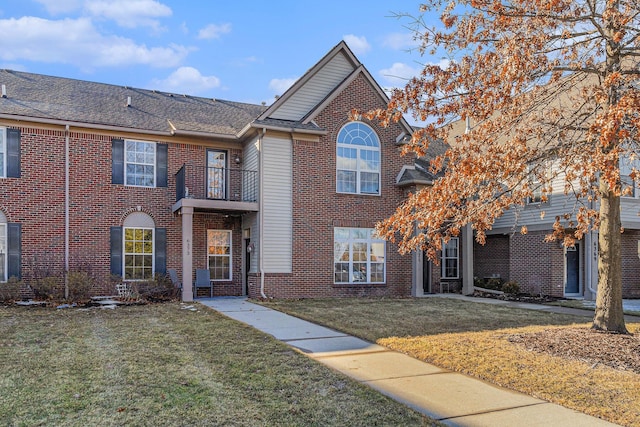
[262,135,292,273]
[271,52,355,121]
[491,164,587,231]
[621,198,640,227]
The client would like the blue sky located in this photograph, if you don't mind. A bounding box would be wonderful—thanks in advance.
[0,0,442,108]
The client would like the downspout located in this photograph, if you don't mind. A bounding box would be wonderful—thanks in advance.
[587,198,598,298]
[258,128,267,299]
[64,124,70,299]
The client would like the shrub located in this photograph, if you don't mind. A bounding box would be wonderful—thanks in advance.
[67,271,94,301]
[130,273,178,302]
[31,276,63,300]
[0,276,23,302]
[483,277,504,291]
[502,281,520,294]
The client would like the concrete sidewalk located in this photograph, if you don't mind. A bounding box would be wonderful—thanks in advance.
[200,297,619,427]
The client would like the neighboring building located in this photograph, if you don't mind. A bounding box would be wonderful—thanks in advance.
[0,41,467,300]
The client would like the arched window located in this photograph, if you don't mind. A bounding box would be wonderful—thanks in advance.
[123,212,155,280]
[336,122,381,195]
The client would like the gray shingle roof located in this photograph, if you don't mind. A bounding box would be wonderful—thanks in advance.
[0,69,268,137]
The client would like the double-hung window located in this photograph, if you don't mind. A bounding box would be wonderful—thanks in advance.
[336,122,381,195]
[125,140,156,187]
[207,230,231,280]
[441,238,459,279]
[334,227,385,284]
[112,138,167,187]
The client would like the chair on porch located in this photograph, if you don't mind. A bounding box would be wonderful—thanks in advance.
[194,269,212,298]
[168,269,182,298]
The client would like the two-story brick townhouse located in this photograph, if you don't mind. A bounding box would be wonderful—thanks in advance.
[0,41,469,301]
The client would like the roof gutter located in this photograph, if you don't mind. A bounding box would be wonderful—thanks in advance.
[0,113,171,137]
[248,122,328,136]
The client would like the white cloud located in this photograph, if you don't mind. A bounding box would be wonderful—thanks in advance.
[343,35,371,56]
[34,0,82,15]
[379,62,421,86]
[150,67,221,94]
[197,23,232,40]
[382,32,418,50]
[268,77,297,95]
[0,16,190,68]
[84,0,172,29]
[379,59,450,91]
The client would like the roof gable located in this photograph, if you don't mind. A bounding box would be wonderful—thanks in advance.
[260,42,359,122]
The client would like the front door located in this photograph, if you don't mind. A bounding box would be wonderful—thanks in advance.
[565,244,580,295]
[207,150,226,199]
[423,254,431,294]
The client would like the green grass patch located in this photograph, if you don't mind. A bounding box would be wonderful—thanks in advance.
[0,303,436,426]
[546,299,640,317]
[260,297,640,426]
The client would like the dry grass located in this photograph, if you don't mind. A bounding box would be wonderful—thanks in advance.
[0,303,436,427]
[260,297,640,427]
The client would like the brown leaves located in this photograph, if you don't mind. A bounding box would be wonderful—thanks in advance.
[367,0,640,261]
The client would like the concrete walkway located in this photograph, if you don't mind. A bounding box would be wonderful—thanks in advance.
[199,296,624,426]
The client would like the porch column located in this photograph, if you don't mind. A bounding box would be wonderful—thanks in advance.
[181,206,194,302]
[461,224,474,295]
[412,249,424,296]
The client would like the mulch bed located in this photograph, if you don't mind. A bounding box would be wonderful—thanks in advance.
[508,327,640,374]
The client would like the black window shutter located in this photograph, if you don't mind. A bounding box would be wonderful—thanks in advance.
[156,143,168,188]
[112,139,124,185]
[6,128,21,178]
[110,226,123,276]
[155,228,166,275]
[7,223,21,279]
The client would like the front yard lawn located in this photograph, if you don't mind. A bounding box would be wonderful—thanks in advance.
[260,297,640,426]
[0,303,436,427]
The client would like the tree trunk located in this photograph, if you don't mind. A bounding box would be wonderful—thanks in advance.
[593,182,628,333]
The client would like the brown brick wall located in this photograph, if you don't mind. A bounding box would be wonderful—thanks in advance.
[621,230,640,298]
[1,125,247,295]
[474,234,510,281]
[260,73,414,299]
[508,231,572,297]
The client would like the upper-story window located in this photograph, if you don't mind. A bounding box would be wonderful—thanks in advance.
[526,164,543,204]
[111,138,167,188]
[0,127,21,179]
[126,140,156,187]
[336,122,381,195]
[620,154,640,198]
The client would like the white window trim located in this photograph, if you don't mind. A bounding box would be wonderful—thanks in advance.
[0,223,6,282]
[0,127,6,178]
[441,237,459,279]
[123,227,155,281]
[334,227,386,284]
[336,122,381,196]
[125,139,156,188]
[207,229,232,281]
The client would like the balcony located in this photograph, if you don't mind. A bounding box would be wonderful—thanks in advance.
[173,164,259,214]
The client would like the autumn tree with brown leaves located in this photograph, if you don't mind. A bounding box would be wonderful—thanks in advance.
[370,0,640,333]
